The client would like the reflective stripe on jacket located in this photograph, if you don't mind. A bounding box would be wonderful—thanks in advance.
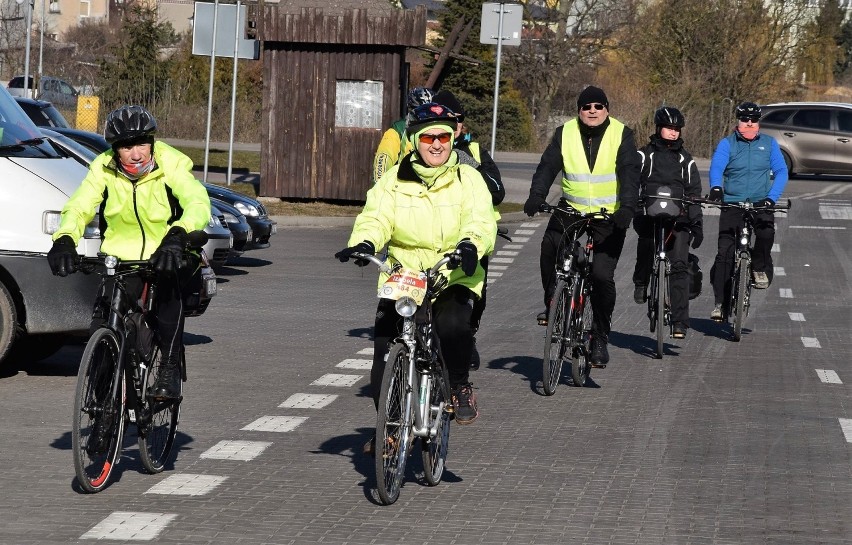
[561,118,624,213]
[54,141,211,260]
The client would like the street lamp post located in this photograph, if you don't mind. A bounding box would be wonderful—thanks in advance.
[16,0,33,98]
[38,0,44,85]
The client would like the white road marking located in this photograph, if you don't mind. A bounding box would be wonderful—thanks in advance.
[788,312,805,321]
[81,512,176,541]
[819,204,852,220]
[773,267,786,276]
[840,419,852,443]
[487,272,504,278]
[703,207,720,216]
[310,374,363,387]
[242,416,308,432]
[520,222,541,228]
[815,370,842,384]
[200,440,272,461]
[512,236,530,242]
[514,229,536,235]
[356,347,373,355]
[789,225,846,230]
[489,264,508,270]
[801,337,821,348]
[780,288,793,298]
[145,474,227,496]
[771,243,780,252]
[279,393,338,409]
[496,250,519,256]
[490,257,514,264]
[336,358,372,370]
[502,244,523,250]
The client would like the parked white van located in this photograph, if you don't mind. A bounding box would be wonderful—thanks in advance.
[0,86,100,366]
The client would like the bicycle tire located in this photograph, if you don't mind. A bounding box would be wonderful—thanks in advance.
[138,346,181,474]
[421,366,451,486]
[570,277,592,387]
[542,279,569,395]
[72,328,125,493]
[732,257,750,341]
[656,261,666,359]
[375,342,413,505]
[648,262,658,334]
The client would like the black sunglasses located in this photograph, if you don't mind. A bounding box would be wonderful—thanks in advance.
[738,116,760,123]
[581,103,607,111]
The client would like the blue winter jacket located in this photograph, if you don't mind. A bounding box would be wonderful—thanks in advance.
[708,131,788,204]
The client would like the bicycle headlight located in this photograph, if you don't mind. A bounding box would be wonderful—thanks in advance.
[740,236,748,246]
[395,296,417,317]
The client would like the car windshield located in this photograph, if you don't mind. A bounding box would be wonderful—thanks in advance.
[0,89,59,157]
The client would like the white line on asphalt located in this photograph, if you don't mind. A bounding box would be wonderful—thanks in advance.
[780,288,793,298]
[489,265,508,270]
[311,374,363,387]
[774,267,786,276]
[788,312,805,321]
[815,370,842,384]
[145,474,228,496]
[502,244,523,250]
[81,512,176,541]
[496,250,519,256]
[280,393,338,409]
[336,358,372,370]
[514,229,536,235]
[520,222,541,228]
[789,226,847,230]
[511,236,530,242]
[242,416,308,432]
[490,257,514,263]
[200,440,272,461]
[356,347,373,355]
[818,198,851,203]
[840,419,852,443]
[801,337,821,348]
[487,272,504,278]
[819,204,852,220]
[771,243,780,252]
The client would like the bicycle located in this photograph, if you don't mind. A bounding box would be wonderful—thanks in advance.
[540,204,610,393]
[346,251,457,505]
[71,232,213,493]
[700,198,791,341]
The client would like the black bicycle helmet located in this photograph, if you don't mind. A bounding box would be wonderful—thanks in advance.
[104,105,158,145]
[654,106,685,129]
[406,103,458,132]
[406,87,435,111]
[735,101,762,121]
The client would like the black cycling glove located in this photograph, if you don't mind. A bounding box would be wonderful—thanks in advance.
[47,235,78,277]
[610,207,634,230]
[335,241,375,267]
[708,187,723,202]
[453,240,478,277]
[152,226,187,273]
[690,222,704,249]
[523,195,546,217]
[755,198,775,208]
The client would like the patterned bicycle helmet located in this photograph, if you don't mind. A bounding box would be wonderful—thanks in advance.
[406,87,435,111]
[104,105,158,145]
[406,103,458,132]
[654,106,685,129]
[735,102,762,121]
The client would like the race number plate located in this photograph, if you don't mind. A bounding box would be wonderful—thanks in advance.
[378,268,427,305]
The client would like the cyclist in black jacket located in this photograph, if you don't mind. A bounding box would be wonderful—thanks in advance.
[632,107,703,339]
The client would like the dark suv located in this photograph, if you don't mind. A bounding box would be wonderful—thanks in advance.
[758,102,852,176]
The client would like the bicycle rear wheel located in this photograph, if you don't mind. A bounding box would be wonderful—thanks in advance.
[732,257,750,341]
[421,366,451,486]
[72,328,125,493]
[375,342,413,505]
[542,279,568,395]
[655,262,666,359]
[138,347,181,474]
[570,278,592,387]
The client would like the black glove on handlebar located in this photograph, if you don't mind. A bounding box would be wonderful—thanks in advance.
[690,222,704,249]
[335,241,375,266]
[47,235,78,277]
[755,198,775,208]
[610,207,634,230]
[152,226,187,273]
[708,187,723,202]
[453,240,478,277]
[523,195,547,217]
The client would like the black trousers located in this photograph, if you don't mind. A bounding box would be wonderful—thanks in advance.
[711,208,775,305]
[371,284,475,409]
[632,215,692,326]
[539,208,626,339]
[470,255,489,332]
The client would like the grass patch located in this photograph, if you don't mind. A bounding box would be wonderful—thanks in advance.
[175,146,261,172]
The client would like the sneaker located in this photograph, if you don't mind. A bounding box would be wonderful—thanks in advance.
[753,270,769,289]
[589,336,609,368]
[470,335,480,370]
[633,284,647,304]
[452,383,479,425]
[672,322,687,339]
[537,310,548,326]
[710,303,724,322]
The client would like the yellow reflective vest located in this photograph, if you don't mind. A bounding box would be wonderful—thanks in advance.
[561,118,624,213]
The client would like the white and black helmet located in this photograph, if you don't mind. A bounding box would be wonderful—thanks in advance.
[104,105,157,145]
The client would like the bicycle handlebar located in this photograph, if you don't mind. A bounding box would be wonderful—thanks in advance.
[349,252,457,277]
[539,203,612,220]
[694,197,792,211]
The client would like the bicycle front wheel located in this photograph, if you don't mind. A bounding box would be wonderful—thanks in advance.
[72,328,125,493]
[421,366,451,486]
[138,347,181,474]
[570,278,592,387]
[732,257,750,341]
[655,262,666,359]
[543,279,569,395]
[375,342,413,505]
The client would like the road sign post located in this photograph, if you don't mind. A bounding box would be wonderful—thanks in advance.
[480,2,522,158]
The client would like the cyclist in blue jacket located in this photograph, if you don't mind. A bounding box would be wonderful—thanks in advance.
[707,101,788,321]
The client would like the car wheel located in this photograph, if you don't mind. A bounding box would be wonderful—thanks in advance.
[0,282,19,365]
[781,150,794,176]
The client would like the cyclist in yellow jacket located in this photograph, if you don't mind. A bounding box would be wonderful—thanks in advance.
[524,86,641,368]
[337,102,497,430]
[47,105,210,399]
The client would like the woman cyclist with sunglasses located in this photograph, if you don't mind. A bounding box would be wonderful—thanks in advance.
[336,102,497,437]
